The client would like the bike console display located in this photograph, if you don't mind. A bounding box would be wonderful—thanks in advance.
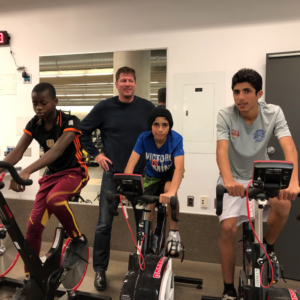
[252,160,293,190]
[114,174,145,197]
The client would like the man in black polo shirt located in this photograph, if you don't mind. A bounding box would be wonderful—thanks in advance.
[81,66,155,291]
[0,83,89,291]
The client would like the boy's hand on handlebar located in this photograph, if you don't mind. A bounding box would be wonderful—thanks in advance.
[159,192,174,204]
[278,183,300,201]
[95,153,112,171]
[9,170,30,192]
[224,181,245,198]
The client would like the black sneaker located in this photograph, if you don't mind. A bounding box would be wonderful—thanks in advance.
[13,287,27,300]
[61,234,88,270]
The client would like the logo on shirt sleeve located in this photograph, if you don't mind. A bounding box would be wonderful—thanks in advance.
[68,120,74,126]
[253,130,265,143]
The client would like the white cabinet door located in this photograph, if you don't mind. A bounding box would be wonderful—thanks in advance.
[183,84,214,142]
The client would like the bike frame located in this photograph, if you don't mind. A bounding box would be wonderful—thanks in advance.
[0,179,110,300]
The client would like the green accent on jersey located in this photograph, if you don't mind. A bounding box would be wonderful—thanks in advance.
[143,176,161,188]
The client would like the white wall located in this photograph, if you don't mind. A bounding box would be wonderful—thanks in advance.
[0,46,40,200]
[1,0,300,213]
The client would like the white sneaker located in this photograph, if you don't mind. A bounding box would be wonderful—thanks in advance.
[166,230,184,258]
[222,294,237,300]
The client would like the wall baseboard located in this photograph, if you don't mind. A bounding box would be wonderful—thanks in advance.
[4,198,243,265]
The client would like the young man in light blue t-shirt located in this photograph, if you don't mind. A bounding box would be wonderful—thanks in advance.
[217,68,300,300]
[125,107,184,257]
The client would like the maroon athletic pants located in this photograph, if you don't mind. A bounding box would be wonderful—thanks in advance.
[25,167,89,274]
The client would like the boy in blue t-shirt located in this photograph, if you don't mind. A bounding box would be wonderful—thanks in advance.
[124,107,184,256]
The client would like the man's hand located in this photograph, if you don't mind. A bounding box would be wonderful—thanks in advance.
[159,191,174,204]
[278,183,300,201]
[224,181,245,198]
[95,153,113,171]
[9,169,30,192]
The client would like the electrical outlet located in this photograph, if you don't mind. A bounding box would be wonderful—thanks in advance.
[187,196,194,207]
[201,196,208,208]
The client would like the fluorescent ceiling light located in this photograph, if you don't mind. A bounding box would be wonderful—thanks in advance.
[94,83,113,85]
[269,52,300,58]
[150,82,159,84]
[58,94,113,97]
[66,98,101,101]
[39,74,113,78]
[65,83,113,86]
[150,93,157,95]
[58,74,83,77]
[85,73,113,76]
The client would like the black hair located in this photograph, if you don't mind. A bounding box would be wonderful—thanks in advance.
[158,87,166,104]
[116,66,136,82]
[32,82,56,99]
[148,107,173,130]
[231,68,262,94]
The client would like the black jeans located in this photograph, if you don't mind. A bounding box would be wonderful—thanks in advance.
[93,170,142,271]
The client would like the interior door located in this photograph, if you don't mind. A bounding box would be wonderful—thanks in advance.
[265,51,300,280]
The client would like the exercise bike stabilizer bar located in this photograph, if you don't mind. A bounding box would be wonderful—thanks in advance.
[106,191,179,222]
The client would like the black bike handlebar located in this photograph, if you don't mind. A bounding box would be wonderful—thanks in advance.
[0,161,33,186]
[106,191,179,222]
[216,184,300,216]
[216,185,269,216]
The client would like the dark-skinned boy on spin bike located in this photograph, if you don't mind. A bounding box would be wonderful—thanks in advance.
[217,69,300,300]
[0,83,89,300]
[124,107,184,257]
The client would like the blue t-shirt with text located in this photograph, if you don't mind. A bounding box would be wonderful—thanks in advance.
[133,130,184,178]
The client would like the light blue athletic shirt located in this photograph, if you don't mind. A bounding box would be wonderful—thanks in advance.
[217,102,291,180]
[133,130,184,178]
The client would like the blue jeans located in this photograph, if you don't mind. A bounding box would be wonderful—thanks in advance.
[93,170,143,271]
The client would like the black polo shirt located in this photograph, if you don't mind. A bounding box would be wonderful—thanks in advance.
[24,110,87,175]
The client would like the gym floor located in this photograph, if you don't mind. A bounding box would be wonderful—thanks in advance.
[1,241,300,299]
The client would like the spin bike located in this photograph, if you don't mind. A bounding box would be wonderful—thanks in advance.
[106,173,203,300]
[203,160,299,300]
[0,161,111,300]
